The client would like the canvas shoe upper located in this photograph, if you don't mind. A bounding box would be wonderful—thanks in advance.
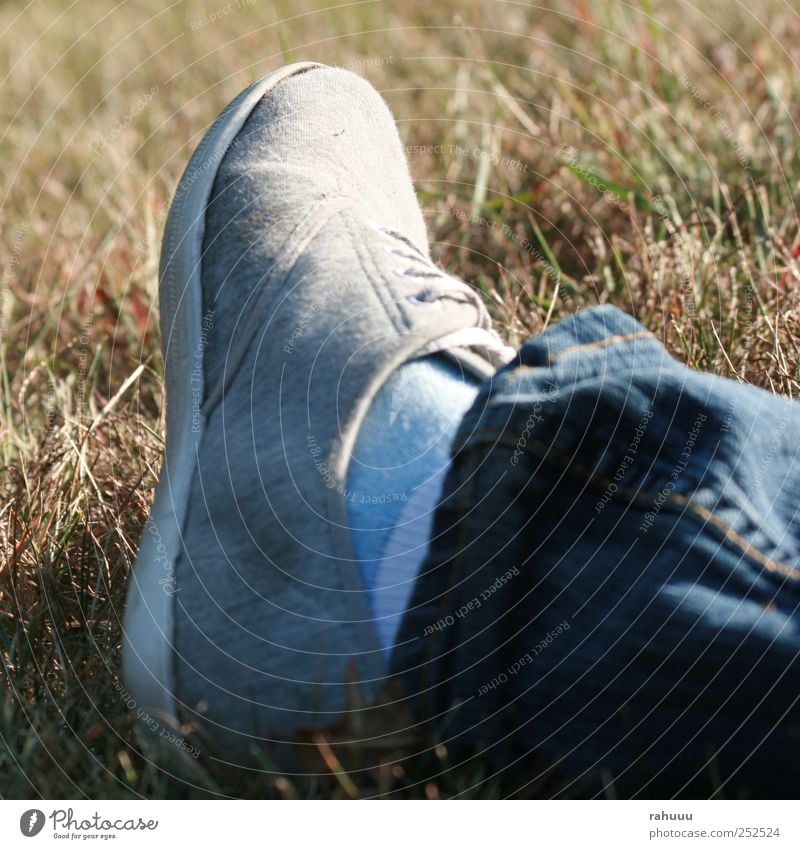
[122,62,511,765]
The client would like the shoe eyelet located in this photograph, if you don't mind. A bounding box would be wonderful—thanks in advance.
[406,294,443,309]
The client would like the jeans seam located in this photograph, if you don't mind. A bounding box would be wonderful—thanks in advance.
[517,330,658,369]
[473,428,800,583]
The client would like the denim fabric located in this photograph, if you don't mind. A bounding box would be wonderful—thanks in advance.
[391,305,800,798]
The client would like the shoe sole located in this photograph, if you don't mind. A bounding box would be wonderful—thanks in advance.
[121,62,324,726]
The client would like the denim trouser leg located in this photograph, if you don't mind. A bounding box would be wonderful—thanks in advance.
[391,305,800,798]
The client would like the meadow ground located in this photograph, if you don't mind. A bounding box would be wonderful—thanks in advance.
[1,0,800,798]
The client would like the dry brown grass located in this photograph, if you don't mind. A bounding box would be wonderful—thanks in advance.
[2,0,800,797]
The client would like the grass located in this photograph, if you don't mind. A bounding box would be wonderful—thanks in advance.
[1,0,800,798]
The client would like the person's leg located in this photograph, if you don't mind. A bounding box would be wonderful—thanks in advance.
[121,63,509,764]
[347,354,481,656]
[392,304,800,798]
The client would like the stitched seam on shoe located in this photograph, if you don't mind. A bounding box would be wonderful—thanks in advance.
[351,209,409,334]
[475,428,800,582]
[201,196,357,415]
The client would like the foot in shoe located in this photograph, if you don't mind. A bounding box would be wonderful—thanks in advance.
[122,62,510,764]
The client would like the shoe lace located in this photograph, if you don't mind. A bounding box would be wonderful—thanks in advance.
[373,223,515,365]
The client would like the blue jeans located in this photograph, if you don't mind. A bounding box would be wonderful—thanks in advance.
[391,305,800,798]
